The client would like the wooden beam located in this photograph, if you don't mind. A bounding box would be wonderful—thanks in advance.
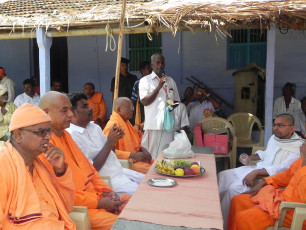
[113,0,127,104]
[47,26,172,38]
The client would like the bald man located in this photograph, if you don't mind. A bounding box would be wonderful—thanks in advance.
[0,103,75,229]
[103,97,153,174]
[39,91,129,230]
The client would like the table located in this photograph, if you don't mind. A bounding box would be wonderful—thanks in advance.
[112,153,223,230]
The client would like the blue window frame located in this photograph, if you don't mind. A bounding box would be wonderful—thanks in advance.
[129,33,162,71]
[227,29,267,69]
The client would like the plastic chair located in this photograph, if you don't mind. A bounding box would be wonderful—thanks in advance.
[266,202,306,230]
[227,112,264,148]
[0,141,4,150]
[247,146,267,166]
[69,206,92,230]
[101,176,113,189]
[198,117,237,169]
[118,159,133,170]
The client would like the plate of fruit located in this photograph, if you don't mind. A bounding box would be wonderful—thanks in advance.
[155,160,205,178]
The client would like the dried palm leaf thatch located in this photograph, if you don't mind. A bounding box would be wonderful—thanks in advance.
[0,0,305,35]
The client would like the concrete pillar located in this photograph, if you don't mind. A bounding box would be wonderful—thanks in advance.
[36,28,52,96]
[264,24,276,145]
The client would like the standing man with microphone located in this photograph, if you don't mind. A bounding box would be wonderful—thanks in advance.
[139,53,180,159]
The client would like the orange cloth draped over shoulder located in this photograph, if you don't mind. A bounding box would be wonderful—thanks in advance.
[88,92,107,128]
[0,142,76,230]
[103,111,153,174]
[39,131,129,230]
[228,157,306,230]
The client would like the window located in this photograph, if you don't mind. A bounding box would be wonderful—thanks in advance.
[227,29,267,69]
[129,33,162,71]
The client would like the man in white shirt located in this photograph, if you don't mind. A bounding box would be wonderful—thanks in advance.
[139,53,180,158]
[218,113,304,230]
[273,82,301,118]
[0,67,15,102]
[66,93,144,196]
[293,96,306,138]
[14,79,40,107]
[188,88,220,131]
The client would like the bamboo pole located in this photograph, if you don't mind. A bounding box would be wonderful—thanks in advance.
[113,0,127,105]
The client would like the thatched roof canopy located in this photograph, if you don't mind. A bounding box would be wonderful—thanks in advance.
[0,0,305,37]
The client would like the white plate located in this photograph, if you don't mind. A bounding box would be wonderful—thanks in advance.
[147,178,177,187]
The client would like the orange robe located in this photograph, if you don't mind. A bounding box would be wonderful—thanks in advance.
[39,131,129,230]
[103,111,153,174]
[88,92,107,128]
[0,142,75,230]
[228,157,306,230]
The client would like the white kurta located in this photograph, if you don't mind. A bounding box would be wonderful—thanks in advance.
[188,100,215,130]
[218,133,304,230]
[172,102,189,131]
[0,76,15,102]
[293,108,306,135]
[139,71,180,158]
[14,92,40,107]
[66,122,145,196]
[273,96,301,118]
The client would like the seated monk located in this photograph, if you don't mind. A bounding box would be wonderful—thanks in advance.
[0,103,75,229]
[83,82,107,128]
[38,91,129,230]
[227,141,306,230]
[103,97,153,174]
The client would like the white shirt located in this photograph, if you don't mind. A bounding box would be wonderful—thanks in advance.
[14,92,40,107]
[188,100,215,130]
[235,134,302,180]
[293,108,306,135]
[139,71,180,130]
[0,76,15,102]
[66,122,132,191]
[173,102,189,131]
[273,96,301,118]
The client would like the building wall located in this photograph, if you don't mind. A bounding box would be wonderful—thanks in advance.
[0,39,31,95]
[0,29,305,118]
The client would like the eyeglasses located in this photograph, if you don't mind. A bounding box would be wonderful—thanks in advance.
[272,124,293,128]
[20,128,52,137]
[124,105,134,110]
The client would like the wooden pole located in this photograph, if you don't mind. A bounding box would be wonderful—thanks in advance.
[113,0,127,105]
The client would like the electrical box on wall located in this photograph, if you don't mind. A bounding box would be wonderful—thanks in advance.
[232,63,266,121]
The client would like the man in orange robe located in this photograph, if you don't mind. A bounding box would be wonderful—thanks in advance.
[39,91,129,230]
[103,97,153,174]
[83,82,107,128]
[0,103,75,230]
[227,141,306,230]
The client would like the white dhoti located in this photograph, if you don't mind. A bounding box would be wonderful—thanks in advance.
[141,130,174,159]
[113,168,145,196]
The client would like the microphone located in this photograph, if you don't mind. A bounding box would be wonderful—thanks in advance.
[162,72,167,86]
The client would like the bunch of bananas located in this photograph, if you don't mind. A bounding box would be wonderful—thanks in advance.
[156,160,175,175]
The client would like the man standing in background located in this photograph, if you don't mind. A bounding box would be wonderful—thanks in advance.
[139,53,180,158]
[0,67,15,102]
[111,57,138,100]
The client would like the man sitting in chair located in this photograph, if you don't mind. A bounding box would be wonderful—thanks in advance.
[66,93,144,196]
[39,91,130,230]
[227,141,306,230]
[218,113,304,230]
[104,97,153,174]
[0,103,75,229]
